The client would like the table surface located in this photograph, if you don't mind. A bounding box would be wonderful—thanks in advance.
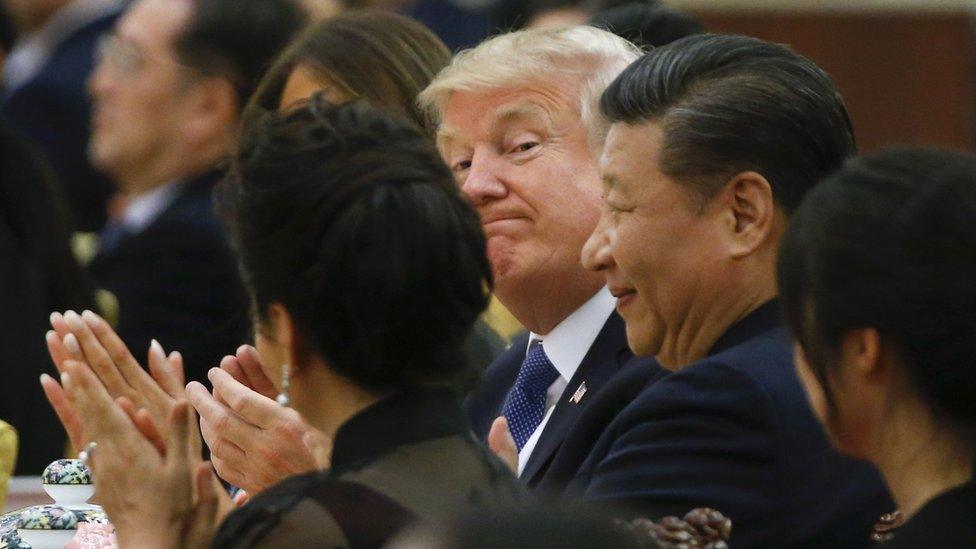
[3,477,48,514]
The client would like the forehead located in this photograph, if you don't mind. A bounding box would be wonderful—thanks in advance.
[438,85,576,145]
[601,121,665,189]
[118,0,192,51]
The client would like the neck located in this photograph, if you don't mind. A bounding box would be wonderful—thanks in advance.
[658,263,776,369]
[117,137,227,195]
[292,365,388,441]
[496,271,604,335]
[874,405,973,519]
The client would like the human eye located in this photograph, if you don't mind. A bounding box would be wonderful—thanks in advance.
[452,159,472,172]
[512,141,539,153]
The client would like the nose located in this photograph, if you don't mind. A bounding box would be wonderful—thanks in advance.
[582,207,615,272]
[460,150,507,206]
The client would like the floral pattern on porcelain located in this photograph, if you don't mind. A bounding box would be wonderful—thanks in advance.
[42,459,92,485]
[0,529,30,549]
[76,509,109,525]
[16,505,79,530]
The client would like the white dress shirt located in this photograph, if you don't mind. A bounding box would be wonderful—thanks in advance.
[516,286,616,476]
[119,182,182,234]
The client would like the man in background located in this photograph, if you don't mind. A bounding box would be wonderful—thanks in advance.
[81,0,304,382]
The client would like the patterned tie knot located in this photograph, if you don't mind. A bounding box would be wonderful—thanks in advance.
[516,341,560,396]
[502,340,560,452]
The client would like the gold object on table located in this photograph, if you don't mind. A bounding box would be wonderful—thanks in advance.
[0,419,18,510]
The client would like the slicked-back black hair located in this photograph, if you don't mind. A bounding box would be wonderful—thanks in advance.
[601,33,854,213]
[224,97,492,390]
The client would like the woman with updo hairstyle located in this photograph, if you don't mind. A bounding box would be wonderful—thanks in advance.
[778,147,976,547]
[209,98,519,546]
[53,98,519,549]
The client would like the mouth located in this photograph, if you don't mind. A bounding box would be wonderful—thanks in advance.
[481,216,528,231]
[610,287,637,312]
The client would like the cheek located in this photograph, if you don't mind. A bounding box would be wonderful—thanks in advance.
[795,352,830,427]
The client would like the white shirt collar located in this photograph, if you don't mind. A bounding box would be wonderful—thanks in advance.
[527,286,617,383]
[120,182,182,234]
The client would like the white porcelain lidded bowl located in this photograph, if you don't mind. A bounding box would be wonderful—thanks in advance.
[41,459,94,507]
[15,505,79,549]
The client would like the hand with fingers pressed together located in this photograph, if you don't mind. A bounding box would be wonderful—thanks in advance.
[41,310,190,455]
[58,361,223,549]
[187,351,328,496]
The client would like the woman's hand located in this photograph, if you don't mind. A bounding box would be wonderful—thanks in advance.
[187,367,326,494]
[42,310,188,454]
[60,361,219,549]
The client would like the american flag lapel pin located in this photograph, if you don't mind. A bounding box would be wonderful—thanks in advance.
[569,382,587,404]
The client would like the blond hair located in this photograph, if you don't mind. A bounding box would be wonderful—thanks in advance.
[418,26,640,147]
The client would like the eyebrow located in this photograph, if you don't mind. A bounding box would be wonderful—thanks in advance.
[436,124,458,145]
[493,103,553,132]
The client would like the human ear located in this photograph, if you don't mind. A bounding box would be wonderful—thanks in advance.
[717,171,775,258]
[266,303,306,376]
[183,77,237,141]
[839,327,885,382]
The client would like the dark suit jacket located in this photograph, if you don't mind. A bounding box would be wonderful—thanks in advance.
[1,8,121,232]
[89,171,249,385]
[572,301,893,547]
[465,311,667,488]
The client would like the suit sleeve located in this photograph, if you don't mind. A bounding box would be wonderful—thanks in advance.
[582,362,783,530]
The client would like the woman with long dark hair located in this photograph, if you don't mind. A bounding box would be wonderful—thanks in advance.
[779,147,976,547]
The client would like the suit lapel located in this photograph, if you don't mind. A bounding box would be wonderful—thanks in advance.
[520,312,631,485]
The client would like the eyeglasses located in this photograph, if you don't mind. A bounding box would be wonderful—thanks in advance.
[94,33,202,77]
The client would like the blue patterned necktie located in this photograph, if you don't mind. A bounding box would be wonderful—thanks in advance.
[502,340,560,451]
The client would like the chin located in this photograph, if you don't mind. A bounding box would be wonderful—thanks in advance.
[625,324,659,359]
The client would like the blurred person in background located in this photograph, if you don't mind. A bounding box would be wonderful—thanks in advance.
[779,148,976,547]
[589,1,703,49]
[1,119,98,473]
[492,0,700,39]
[0,2,16,70]
[82,0,304,385]
[0,0,123,232]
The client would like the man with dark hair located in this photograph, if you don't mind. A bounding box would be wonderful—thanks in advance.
[81,0,304,384]
[575,34,892,546]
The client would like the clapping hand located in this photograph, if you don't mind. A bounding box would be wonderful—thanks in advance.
[59,361,218,549]
[41,310,188,454]
[186,350,329,495]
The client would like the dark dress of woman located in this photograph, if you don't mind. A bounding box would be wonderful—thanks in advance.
[213,387,521,548]
[880,481,976,548]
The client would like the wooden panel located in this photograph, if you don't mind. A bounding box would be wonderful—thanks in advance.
[693,11,976,152]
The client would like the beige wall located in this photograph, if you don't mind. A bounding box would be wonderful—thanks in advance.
[669,0,976,13]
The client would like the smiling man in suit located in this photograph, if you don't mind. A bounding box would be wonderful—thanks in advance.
[418,26,666,489]
[573,34,893,546]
